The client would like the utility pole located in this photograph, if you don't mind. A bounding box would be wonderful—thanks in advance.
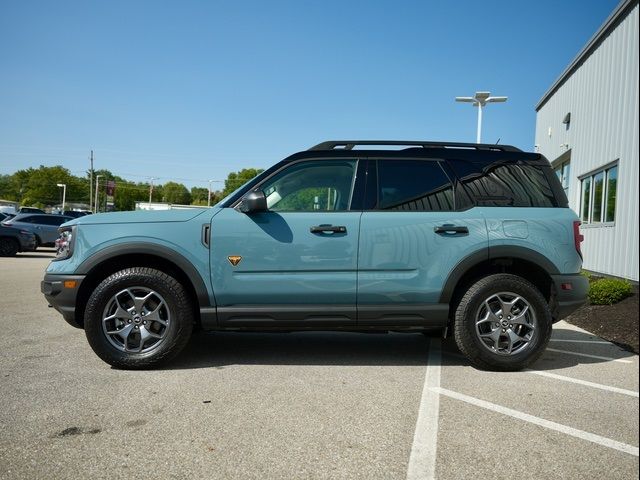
[89,150,94,211]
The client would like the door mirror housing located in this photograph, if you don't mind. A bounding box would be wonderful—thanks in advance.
[239,190,268,214]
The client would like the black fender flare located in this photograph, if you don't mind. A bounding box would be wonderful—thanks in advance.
[76,242,211,307]
[439,245,560,303]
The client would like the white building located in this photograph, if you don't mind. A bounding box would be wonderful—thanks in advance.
[535,0,639,281]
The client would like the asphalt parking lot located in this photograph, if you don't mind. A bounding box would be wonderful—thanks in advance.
[0,253,638,480]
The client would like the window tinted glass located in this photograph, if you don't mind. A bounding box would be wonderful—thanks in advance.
[449,159,556,207]
[592,171,604,223]
[258,160,357,212]
[605,166,617,222]
[377,160,453,211]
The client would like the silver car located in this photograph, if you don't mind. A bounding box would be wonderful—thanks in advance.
[2,214,73,248]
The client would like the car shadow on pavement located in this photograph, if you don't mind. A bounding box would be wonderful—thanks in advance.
[165,328,636,371]
[168,331,431,369]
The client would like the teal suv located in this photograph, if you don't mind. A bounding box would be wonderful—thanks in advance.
[42,141,588,370]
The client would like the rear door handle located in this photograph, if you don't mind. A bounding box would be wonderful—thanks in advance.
[310,225,347,234]
[434,224,468,234]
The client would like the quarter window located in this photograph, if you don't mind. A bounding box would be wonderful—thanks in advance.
[376,160,454,211]
[580,163,618,224]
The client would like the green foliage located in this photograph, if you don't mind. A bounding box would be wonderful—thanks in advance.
[0,164,259,211]
[588,278,633,305]
[162,181,191,204]
[222,168,264,197]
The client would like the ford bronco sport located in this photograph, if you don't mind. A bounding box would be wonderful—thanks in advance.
[42,140,588,370]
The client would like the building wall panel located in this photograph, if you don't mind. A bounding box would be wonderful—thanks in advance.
[535,3,639,280]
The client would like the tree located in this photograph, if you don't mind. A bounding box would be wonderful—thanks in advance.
[222,168,264,197]
[162,182,191,204]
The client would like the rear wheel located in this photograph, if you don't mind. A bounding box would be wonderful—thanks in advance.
[454,274,552,371]
[84,267,193,369]
[0,237,19,256]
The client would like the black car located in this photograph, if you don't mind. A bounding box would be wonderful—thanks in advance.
[0,224,37,256]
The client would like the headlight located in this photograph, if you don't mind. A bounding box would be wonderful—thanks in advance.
[54,226,75,261]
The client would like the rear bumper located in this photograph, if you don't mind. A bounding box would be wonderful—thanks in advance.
[41,273,85,328]
[550,274,589,321]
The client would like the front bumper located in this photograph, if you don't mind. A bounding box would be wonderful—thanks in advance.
[550,274,589,321]
[41,273,86,328]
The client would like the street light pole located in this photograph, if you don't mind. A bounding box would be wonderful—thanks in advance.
[56,183,66,213]
[94,175,103,213]
[149,178,156,206]
[207,180,214,207]
[455,91,508,143]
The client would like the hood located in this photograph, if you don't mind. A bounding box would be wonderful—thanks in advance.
[66,208,212,226]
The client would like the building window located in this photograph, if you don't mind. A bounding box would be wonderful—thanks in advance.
[554,160,570,197]
[580,163,618,224]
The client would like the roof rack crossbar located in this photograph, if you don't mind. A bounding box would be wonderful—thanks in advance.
[309,140,521,153]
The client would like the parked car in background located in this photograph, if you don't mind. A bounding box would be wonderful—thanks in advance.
[0,224,37,256]
[2,214,73,248]
[63,210,92,218]
[18,207,46,214]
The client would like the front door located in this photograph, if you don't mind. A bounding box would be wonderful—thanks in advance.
[210,158,362,327]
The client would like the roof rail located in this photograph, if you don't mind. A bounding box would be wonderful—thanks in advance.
[308,140,522,153]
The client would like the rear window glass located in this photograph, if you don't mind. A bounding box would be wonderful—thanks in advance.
[377,160,454,211]
[448,159,556,207]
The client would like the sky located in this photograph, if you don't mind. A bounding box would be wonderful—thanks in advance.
[0,0,620,190]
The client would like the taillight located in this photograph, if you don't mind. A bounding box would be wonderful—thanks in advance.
[573,221,584,258]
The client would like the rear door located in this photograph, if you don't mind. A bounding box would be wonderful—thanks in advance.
[357,158,489,326]
[210,158,363,327]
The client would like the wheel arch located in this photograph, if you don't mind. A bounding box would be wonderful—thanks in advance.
[74,243,210,327]
[440,246,558,319]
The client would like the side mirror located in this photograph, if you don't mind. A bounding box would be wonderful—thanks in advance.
[240,190,268,214]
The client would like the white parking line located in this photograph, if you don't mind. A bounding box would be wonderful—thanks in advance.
[546,347,633,363]
[527,370,639,397]
[549,339,611,344]
[406,338,441,480]
[433,387,639,457]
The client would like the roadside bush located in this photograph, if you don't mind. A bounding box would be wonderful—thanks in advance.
[588,278,633,305]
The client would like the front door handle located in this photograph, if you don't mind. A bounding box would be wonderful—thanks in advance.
[434,224,469,234]
[310,225,347,234]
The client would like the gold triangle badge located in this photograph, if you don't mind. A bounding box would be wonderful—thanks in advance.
[228,255,242,266]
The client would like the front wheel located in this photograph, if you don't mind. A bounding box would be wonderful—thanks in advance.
[84,267,193,369]
[454,274,552,371]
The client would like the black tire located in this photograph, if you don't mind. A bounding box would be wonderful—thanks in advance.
[0,237,19,257]
[454,274,552,371]
[84,267,193,369]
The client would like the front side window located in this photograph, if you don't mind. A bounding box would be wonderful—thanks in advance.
[580,162,618,224]
[258,160,357,212]
[376,160,453,211]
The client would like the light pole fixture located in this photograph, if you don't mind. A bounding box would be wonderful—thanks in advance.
[455,91,508,143]
[149,178,156,206]
[208,180,214,207]
[56,183,67,213]
[94,175,103,213]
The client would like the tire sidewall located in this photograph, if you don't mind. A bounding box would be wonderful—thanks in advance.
[84,268,192,368]
[456,274,552,370]
[0,238,19,257]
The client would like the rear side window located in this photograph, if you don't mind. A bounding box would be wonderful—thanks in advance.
[376,160,454,211]
[448,159,556,207]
